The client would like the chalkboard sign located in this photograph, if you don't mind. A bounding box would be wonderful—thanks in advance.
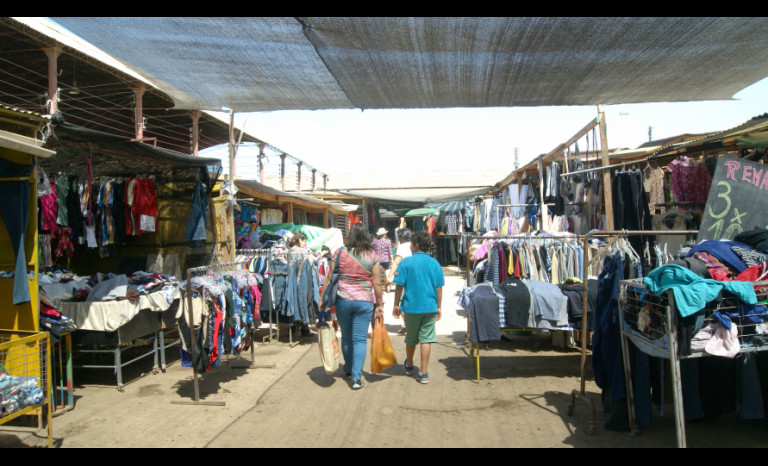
[698,156,768,242]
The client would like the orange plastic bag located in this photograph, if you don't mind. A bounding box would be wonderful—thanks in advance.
[371,315,398,374]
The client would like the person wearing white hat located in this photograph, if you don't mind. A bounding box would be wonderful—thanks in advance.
[372,227,393,292]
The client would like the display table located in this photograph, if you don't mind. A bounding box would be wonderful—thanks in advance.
[58,287,180,391]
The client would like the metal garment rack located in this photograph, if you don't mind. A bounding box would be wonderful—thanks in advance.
[237,248,317,347]
[171,259,275,407]
[236,248,279,344]
[567,229,698,435]
[619,278,768,448]
[463,233,583,382]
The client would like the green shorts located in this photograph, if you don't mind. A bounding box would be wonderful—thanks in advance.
[403,312,438,346]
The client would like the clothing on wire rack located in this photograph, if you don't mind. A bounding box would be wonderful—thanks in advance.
[178,267,264,373]
[612,170,654,269]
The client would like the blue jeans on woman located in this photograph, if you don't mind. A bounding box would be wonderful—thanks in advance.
[335,298,373,380]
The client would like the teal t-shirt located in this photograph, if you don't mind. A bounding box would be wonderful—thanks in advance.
[392,252,445,314]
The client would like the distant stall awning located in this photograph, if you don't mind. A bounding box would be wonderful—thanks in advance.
[236,179,348,215]
[405,208,439,217]
[426,199,470,213]
[737,131,768,147]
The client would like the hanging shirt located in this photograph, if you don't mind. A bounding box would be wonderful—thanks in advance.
[667,156,711,210]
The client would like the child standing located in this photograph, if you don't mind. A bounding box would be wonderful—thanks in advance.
[391,230,444,384]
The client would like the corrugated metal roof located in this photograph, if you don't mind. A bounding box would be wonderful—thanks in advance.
[650,114,768,159]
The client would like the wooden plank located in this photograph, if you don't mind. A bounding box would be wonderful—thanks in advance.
[598,104,614,230]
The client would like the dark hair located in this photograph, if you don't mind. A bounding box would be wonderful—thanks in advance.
[320,245,331,257]
[412,230,432,252]
[396,227,412,243]
[345,223,373,255]
[289,232,307,247]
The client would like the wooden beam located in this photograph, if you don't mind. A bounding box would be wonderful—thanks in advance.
[44,46,61,115]
[598,104,614,230]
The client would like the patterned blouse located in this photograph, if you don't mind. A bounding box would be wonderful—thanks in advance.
[667,156,711,210]
[337,248,379,302]
[372,237,392,264]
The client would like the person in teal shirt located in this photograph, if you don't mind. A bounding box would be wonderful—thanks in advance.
[392,230,444,384]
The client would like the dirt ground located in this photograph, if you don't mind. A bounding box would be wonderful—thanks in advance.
[2,265,768,448]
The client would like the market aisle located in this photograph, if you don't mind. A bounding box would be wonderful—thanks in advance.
[204,265,768,449]
[203,265,605,448]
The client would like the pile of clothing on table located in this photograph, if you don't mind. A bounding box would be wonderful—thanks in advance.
[39,266,179,306]
[39,288,77,337]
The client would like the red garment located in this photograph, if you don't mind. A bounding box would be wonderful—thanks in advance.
[667,156,712,211]
[40,180,58,231]
[250,284,262,321]
[132,178,158,235]
[207,298,223,371]
[427,218,438,237]
[709,265,764,283]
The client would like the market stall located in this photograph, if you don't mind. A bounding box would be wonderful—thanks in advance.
[35,114,223,390]
[0,117,55,447]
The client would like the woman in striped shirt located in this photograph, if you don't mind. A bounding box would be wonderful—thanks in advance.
[319,223,384,389]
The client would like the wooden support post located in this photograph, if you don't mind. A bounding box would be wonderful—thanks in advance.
[258,143,265,184]
[280,154,287,192]
[228,109,236,261]
[191,111,201,156]
[44,47,61,114]
[362,199,367,230]
[312,169,317,193]
[598,104,614,230]
[134,85,146,140]
[537,156,546,231]
[296,161,302,193]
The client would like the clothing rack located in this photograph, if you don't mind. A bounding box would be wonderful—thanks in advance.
[237,248,318,347]
[237,248,279,344]
[559,157,653,179]
[463,233,584,381]
[568,229,698,435]
[171,259,275,407]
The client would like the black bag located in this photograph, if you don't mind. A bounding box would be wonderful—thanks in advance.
[321,248,343,310]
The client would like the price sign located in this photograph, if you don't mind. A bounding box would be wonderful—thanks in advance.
[698,156,768,242]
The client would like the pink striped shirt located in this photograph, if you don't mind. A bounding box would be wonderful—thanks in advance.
[337,248,379,302]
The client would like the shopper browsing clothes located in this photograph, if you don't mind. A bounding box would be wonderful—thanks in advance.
[391,230,445,384]
[319,224,385,390]
[372,227,393,292]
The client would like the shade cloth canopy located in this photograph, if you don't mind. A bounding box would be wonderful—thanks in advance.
[47,17,768,112]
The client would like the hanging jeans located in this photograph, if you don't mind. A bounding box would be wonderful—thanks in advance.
[592,252,626,403]
[185,179,209,248]
[0,158,33,304]
[335,298,374,380]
